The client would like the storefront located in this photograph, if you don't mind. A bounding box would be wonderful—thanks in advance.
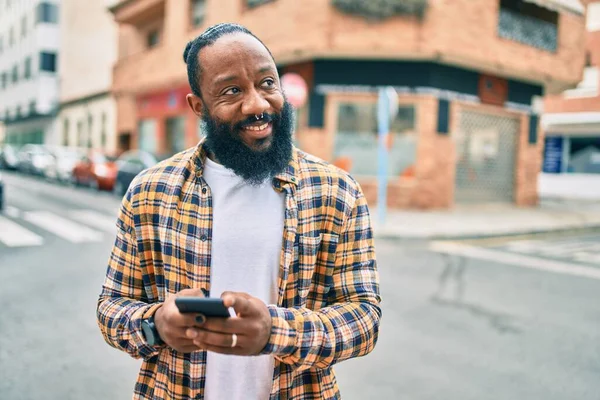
[285,59,543,209]
[540,112,600,200]
[135,86,201,160]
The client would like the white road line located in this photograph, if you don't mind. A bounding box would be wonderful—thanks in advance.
[23,211,103,243]
[0,215,44,247]
[4,206,21,218]
[69,210,116,233]
[430,242,600,281]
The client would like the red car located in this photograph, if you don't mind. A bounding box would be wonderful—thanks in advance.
[72,151,118,191]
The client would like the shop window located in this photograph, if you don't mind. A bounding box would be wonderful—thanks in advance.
[334,101,417,178]
[29,100,36,115]
[498,0,558,52]
[166,117,186,155]
[191,0,206,28]
[567,137,600,174]
[138,119,158,154]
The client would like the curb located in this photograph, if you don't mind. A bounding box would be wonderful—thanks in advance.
[373,224,600,241]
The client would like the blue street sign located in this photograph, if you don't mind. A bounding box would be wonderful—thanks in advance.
[377,87,397,226]
[543,136,563,174]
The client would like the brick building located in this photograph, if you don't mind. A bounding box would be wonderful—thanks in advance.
[109,0,586,209]
[541,0,600,200]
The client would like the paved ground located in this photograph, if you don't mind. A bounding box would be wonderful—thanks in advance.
[1,171,599,400]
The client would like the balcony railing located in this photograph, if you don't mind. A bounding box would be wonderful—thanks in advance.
[498,8,557,52]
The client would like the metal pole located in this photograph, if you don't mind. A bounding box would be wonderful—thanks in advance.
[377,88,390,226]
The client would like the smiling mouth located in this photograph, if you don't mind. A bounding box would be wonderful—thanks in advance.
[243,122,270,132]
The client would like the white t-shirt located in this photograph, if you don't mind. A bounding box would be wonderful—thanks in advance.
[202,157,285,400]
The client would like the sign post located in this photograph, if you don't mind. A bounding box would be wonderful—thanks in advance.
[377,86,399,226]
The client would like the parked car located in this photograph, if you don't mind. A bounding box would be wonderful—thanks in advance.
[72,150,118,191]
[44,147,85,183]
[0,172,4,211]
[114,150,158,196]
[17,144,54,175]
[0,144,19,170]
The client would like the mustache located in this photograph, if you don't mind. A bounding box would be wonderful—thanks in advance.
[235,113,274,130]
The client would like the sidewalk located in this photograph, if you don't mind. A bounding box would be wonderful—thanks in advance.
[372,199,600,240]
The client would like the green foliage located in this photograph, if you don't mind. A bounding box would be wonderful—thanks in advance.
[331,0,428,20]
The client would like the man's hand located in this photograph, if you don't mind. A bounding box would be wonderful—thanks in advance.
[185,291,272,356]
[154,288,207,353]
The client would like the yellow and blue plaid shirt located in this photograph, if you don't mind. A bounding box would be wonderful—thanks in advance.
[97,141,381,399]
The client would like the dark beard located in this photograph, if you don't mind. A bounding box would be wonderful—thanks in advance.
[201,100,294,186]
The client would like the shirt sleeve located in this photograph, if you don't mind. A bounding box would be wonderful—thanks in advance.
[260,192,382,371]
[96,188,164,360]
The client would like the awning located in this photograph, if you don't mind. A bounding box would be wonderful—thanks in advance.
[523,0,585,15]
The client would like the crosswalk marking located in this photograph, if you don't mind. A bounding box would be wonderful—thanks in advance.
[69,210,116,233]
[0,215,44,247]
[23,211,103,243]
[431,241,600,281]
[505,239,600,264]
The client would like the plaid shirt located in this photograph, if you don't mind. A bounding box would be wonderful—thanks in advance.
[97,142,381,400]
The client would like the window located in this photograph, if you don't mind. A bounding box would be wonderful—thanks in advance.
[334,102,417,177]
[191,0,206,27]
[77,120,84,147]
[166,117,186,155]
[11,64,18,83]
[9,26,14,47]
[36,2,59,24]
[498,0,558,52]
[21,15,27,38]
[87,114,93,148]
[15,106,21,118]
[39,52,57,72]
[29,100,36,115]
[24,57,31,79]
[101,113,107,147]
[138,119,158,154]
[246,0,276,9]
[1,72,6,89]
[63,118,69,146]
[147,30,160,48]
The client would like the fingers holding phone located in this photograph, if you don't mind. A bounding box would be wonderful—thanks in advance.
[153,288,208,353]
[185,291,272,356]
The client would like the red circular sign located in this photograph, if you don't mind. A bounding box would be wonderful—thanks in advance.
[281,73,308,108]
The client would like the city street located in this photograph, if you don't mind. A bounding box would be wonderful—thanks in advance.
[1,171,599,400]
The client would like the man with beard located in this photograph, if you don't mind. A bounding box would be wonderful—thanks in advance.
[97,23,381,400]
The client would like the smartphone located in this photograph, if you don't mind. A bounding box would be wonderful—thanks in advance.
[174,297,233,318]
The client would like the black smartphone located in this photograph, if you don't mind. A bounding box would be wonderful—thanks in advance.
[174,297,232,318]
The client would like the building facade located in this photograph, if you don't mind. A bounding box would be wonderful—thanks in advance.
[109,0,586,209]
[56,0,119,154]
[541,0,600,200]
[0,0,60,146]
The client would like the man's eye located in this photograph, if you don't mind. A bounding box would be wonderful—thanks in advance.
[224,87,240,95]
[262,79,275,88]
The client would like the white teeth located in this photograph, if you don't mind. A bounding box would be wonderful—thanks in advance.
[245,123,268,131]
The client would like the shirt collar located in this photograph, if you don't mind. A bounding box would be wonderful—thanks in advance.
[191,138,299,187]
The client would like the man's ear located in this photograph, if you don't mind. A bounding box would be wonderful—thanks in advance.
[186,94,204,117]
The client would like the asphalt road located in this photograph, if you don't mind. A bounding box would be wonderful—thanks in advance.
[1,171,599,400]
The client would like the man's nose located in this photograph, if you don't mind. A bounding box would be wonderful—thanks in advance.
[241,88,270,117]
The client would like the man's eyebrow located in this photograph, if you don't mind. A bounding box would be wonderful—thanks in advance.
[213,66,275,86]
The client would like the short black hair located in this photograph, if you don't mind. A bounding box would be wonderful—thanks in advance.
[183,23,274,98]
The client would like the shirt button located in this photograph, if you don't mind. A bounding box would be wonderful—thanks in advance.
[202,187,207,194]
[201,235,208,242]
